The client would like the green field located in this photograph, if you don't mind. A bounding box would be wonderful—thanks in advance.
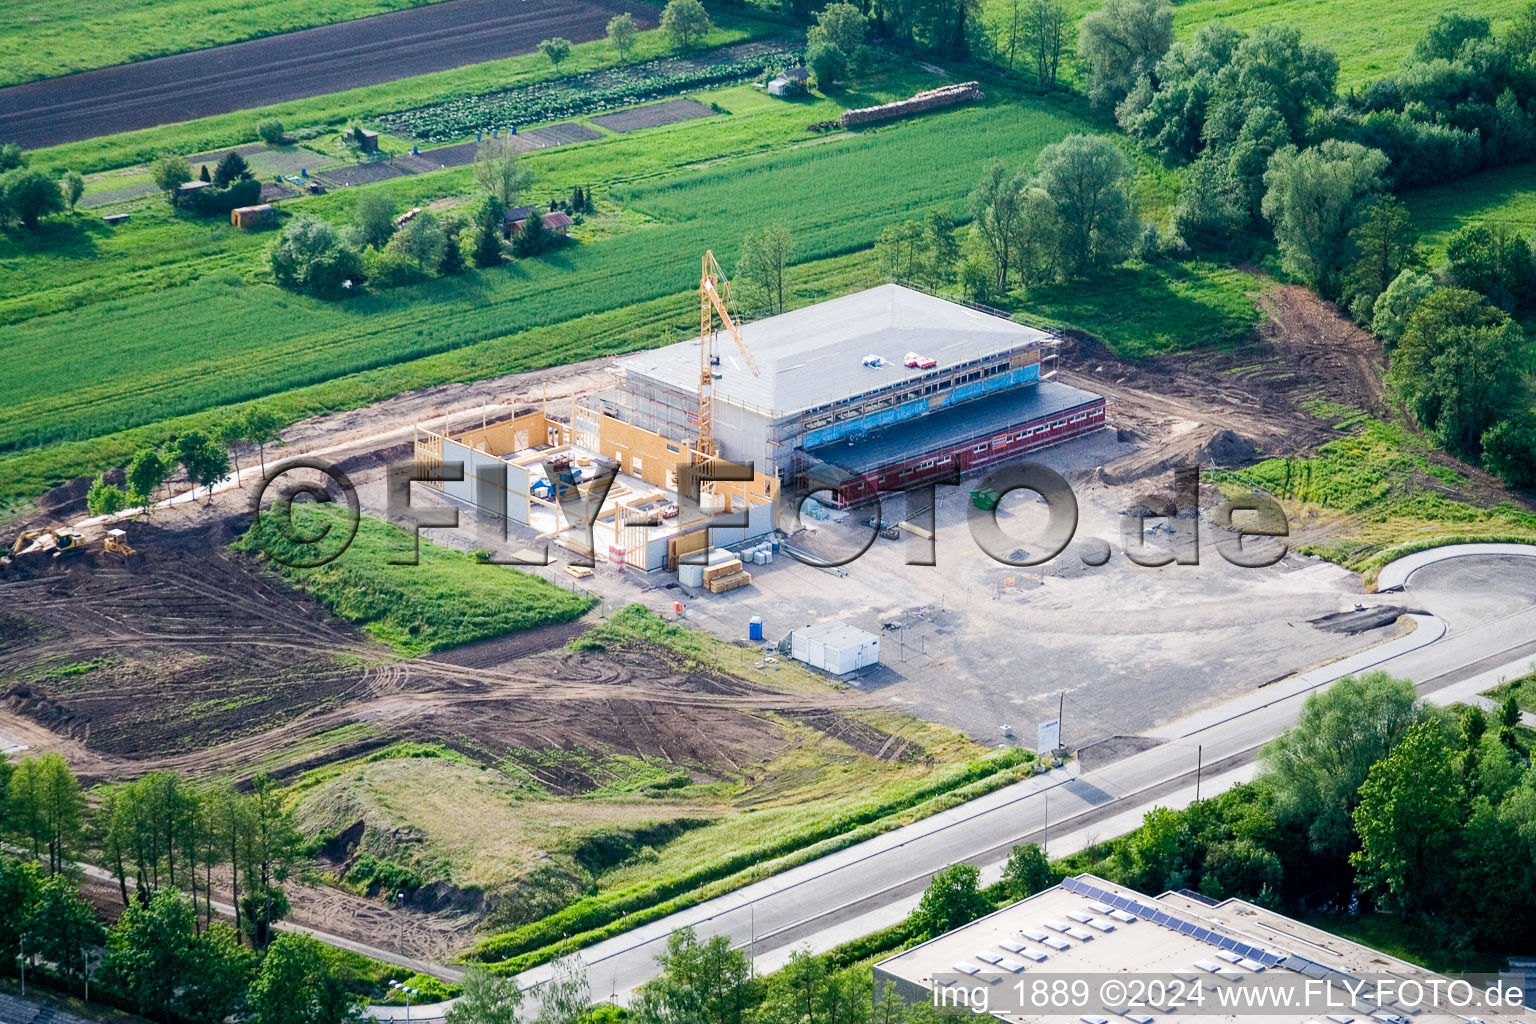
[0,0,464,86]
[1405,163,1536,257]
[235,504,595,655]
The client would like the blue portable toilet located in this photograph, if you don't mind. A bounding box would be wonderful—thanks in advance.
[492,128,498,138]
[300,168,307,179]
[477,130,483,141]
[412,145,419,155]
[511,125,518,135]
[749,616,764,641]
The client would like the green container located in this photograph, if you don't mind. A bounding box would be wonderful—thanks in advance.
[970,487,1000,510]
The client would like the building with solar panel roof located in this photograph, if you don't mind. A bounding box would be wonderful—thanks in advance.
[874,874,1522,1024]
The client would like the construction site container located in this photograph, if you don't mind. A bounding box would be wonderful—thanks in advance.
[790,621,880,675]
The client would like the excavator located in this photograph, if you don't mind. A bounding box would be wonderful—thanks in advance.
[9,525,83,558]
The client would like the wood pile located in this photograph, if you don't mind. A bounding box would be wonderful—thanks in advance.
[703,558,752,593]
[839,82,983,128]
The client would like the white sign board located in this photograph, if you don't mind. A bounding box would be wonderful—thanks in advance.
[1036,718,1061,753]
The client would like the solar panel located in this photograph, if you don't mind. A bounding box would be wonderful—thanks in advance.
[1179,920,1198,935]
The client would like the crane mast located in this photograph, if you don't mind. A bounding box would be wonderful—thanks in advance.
[697,250,759,457]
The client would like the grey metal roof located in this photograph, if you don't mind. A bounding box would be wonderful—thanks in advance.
[795,619,879,648]
[616,284,1053,416]
[805,379,1102,474]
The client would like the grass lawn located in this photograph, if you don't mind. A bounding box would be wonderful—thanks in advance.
[984,0,1528,91]
[1404,162,1536,258]
[234,504,595,655]
[1485,670,1536,715]
[1212,411,1536,578]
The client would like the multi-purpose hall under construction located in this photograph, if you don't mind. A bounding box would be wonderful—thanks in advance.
[602,283,1106,499]
[412,282,1107,573]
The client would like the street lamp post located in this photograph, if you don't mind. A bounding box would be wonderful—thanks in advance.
[389,981,420,1024]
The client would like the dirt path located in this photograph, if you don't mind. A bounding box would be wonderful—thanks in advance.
[0,0,657,149]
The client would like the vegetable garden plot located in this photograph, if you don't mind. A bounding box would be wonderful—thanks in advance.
[590,98,716,133]
[378,40,798,141]
[316,161,409,187]
[79,182,159,208]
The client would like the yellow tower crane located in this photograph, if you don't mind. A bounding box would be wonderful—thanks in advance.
[697,250,760,457]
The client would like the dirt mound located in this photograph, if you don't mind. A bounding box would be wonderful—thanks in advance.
[1199,430,1259,467]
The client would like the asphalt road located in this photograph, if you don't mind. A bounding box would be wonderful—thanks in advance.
[431,545,1536,1019]
[0,0,657,150]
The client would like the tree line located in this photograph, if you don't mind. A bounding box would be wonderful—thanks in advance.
[0,751,382,1023]
[86,405,283,516]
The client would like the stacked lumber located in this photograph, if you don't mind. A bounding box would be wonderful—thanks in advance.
[706,570,752,593]
[703,558,752,592]
[839,82,983,128]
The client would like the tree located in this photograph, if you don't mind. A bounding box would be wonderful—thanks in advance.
[258,118,287,145]
[213,151,252,188]
[269,216,366,300]
[217,417,248,484]
[511,209,554,257]
[238,774,302,948]
[1342,196,1419,321]
[472,196,506,267]
[736,222,793,315]
[909,863,991,938]
[661,0,712,48]
[534,953,591,1024]
[607,12,639,59]
[27,874,103,993]
[0,143,25,171]
[1370,268,1435,344]
[150,153,191,200]
[540,36,573,66]
[8,753,83,875]
[1444,223,1536,311]
[1,169,64,229]
[970,162,1028,292]
[473,137,534,207]
[87,474,130,515]
[105,889,197,1023]
[180,924,256,1024]
[633,927,756,1024]
[1259,671,1422,856]
[1389,288,1527,455]
[438,217,468,276]
[389,212,448,270]
[1000,843,1055,900]
[1351,721,1466,912]
[0,857,41,968]
[242,407,283,476]
[60,170,84,213]
[1034,133,1136,277]
[812,3,867,55]
[806,37,848,86]
[126,447,169,508]
[447,967,524,1024]
[1024,0,1066,88]
[1261,140,1389,298]
[248,932,361,1024]
[1482,411,1536,489]
[1172,156,1244,250]
[176,430,231,501]
[1076,0,1173,108]
[355,192,397,249]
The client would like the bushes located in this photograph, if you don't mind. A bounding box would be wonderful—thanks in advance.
[345,854,423,898]
[257,118,287,146]
[1481,413,1536,490]
[269,217,366,300]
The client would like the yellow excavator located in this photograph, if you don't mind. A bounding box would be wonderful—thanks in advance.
[9,526,83,557]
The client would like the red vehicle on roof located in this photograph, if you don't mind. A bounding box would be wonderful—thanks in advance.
[903,351,938,369]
